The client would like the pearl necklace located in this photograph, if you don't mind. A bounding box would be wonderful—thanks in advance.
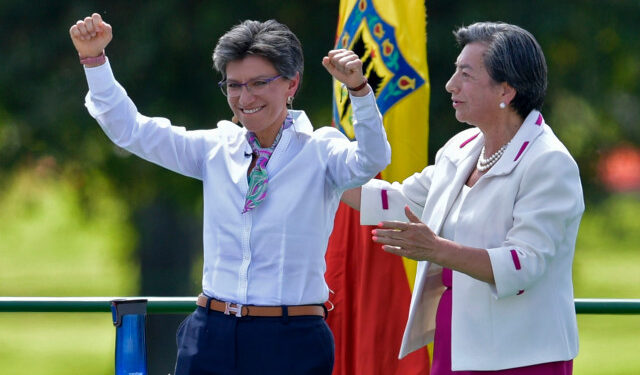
[477,142,509,171]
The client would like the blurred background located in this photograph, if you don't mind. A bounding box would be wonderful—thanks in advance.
[1,0,638,374]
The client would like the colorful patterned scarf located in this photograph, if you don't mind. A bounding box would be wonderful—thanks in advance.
[242,114,294,213]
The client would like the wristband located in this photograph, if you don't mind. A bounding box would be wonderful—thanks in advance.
[79,51,106,66]
[347,77,368,92]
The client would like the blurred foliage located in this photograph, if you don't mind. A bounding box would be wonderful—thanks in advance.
[0,0,339,211]
[1,0,639,239]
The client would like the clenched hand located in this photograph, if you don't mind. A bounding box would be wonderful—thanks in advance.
[69,13,112,65]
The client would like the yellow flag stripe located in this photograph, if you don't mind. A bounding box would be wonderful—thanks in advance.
[336,0,429,292]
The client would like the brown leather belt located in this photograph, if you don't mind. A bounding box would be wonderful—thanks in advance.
[196,294,325,318]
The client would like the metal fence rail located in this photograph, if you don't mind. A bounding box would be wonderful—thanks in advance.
[1,297,639,314]
[0,297,196,314]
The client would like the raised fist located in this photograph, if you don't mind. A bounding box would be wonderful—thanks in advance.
[69,13,112,60]
[321,49,369,95]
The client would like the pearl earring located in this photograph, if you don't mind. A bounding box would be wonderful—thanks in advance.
[499,102,506,109]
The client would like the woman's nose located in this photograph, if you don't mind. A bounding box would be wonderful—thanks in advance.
[237,86,256,104]
[445,75,456,94]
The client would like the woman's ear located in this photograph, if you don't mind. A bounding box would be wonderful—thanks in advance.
[287,72,300,96]
[501,82,517,105]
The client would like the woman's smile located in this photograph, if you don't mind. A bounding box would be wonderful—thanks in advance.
[240,105,265,114]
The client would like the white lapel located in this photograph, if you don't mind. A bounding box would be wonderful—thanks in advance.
[482,110,545,178]
[426,131,483,236]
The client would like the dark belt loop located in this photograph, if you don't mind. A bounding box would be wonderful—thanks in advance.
[281,305,289,324]
[205,296,214,315]
[321,304,329,320]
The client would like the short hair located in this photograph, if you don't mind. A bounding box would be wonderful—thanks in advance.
[453,22,547,119]
[213,20,304,95]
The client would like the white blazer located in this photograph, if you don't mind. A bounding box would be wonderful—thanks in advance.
[361,110,584,370]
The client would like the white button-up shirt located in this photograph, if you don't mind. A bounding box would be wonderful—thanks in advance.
[84,60,390,306]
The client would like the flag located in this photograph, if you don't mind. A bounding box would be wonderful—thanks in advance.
[325,0,430,374]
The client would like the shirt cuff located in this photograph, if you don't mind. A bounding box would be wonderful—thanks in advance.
[84,57,117,94]
[349,88,377,115]
[487,246,528,299]
[361,179,409,225]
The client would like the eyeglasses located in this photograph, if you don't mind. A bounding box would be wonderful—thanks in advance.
[218,75,282,97]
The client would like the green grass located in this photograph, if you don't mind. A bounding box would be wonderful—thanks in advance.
[575,315,640,375]
[0,313,113,375]
[0,167,136,374]
[571,194,640,374]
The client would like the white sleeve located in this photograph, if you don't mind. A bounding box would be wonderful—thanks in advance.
[321,90,391,190]
[360,165,434,225]
[488,150,584,298]
[83,59,212,180]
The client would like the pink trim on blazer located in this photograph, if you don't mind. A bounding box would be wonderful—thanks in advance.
[381,189,389,210]
[514,141,530,161]
[510,249,522,270]
[459,133,480,148]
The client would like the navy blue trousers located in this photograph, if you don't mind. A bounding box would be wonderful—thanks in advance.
[174,306,334,375]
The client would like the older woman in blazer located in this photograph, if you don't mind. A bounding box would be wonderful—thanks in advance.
[342,22,584,374]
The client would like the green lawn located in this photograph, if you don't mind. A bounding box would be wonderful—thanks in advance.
[575,315,640,375]
[0,313,113,375]
[0,168,134,375]
[572,194,640,374]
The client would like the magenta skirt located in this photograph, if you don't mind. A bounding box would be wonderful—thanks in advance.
[430,268,573,375]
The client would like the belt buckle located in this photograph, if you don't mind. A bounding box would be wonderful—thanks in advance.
[224,302,243,317]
